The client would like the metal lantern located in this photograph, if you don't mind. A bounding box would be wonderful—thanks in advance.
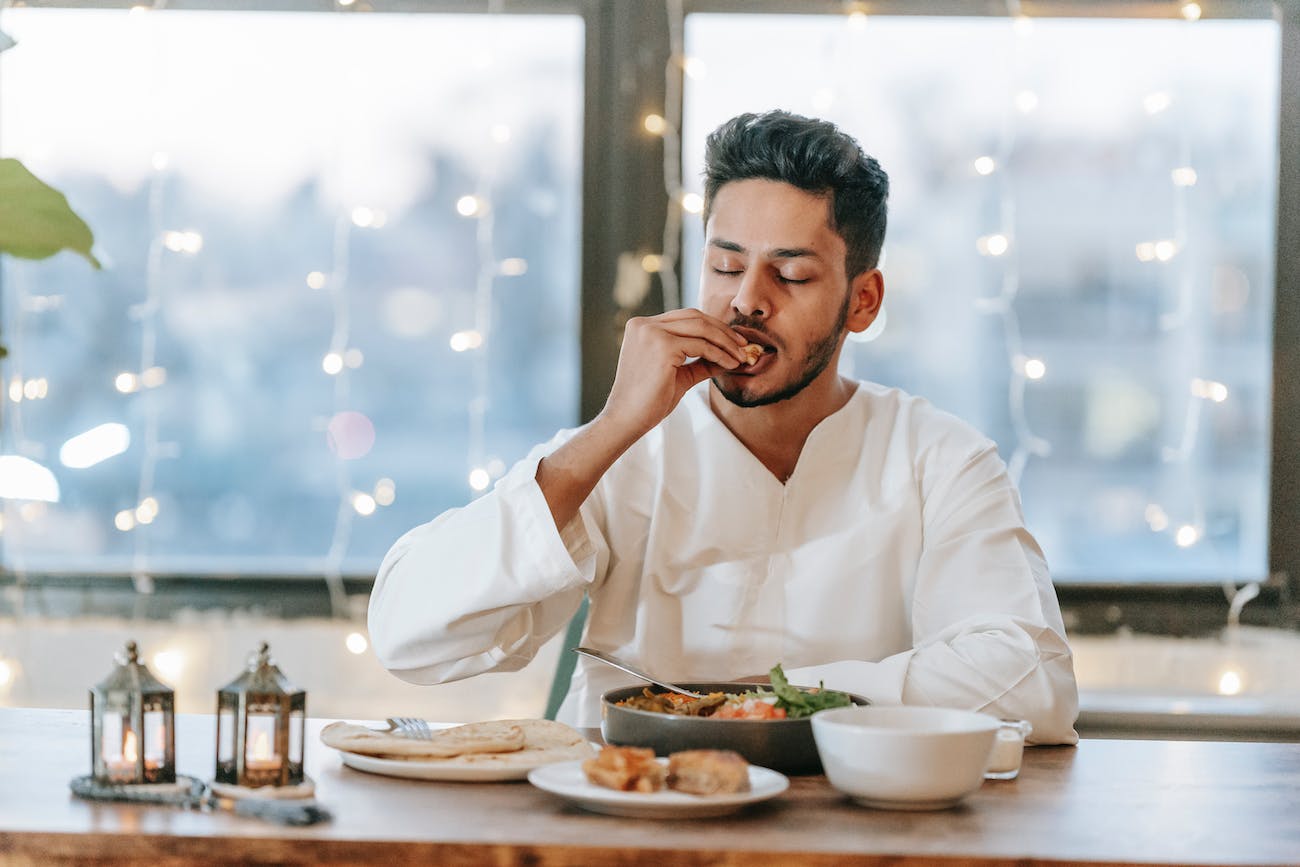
[90,640,176,785]
[215,641,306,788]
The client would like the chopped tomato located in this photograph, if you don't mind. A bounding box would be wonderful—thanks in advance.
[714,699,787,720]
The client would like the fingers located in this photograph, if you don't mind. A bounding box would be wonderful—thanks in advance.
[629,311,748,366]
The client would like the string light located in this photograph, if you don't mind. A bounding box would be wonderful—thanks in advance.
[641,254,663,273]
[1181,3,1202,22]
[449,330,483,352]
[306,270,328,289]
[679,192,703,214]
[151,649,185,682]
[59,423,130,469]
[456,195,485,217]
[350,492,376,516]
[643,113,667,135]
[1143,91,1172,114]
[345,632,369,654]
[373,477,396,506]
[973,155,997,175]
[498,257,527,276]
[1171,166,1197,186]
[976,233,1010,256]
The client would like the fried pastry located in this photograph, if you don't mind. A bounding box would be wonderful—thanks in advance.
[667,749,751,795]
[582,746,666,793]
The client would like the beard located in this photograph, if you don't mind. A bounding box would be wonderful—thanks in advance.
[711,290,850,409]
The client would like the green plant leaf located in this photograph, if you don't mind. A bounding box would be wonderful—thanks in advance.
[0,158,100,269]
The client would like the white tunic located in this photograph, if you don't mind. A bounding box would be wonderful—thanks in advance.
[368,381,1079,744]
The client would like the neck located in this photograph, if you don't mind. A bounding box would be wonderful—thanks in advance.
[708,370,856,483]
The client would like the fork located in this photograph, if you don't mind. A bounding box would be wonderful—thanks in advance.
[385,716,433,739]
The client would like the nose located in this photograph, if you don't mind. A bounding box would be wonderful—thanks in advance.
[731,270,769,319]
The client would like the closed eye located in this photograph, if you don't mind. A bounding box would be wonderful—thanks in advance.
[778,276,809,285]
[711,268,742,276]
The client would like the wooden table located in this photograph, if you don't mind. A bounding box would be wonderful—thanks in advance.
[2,707,1299,866]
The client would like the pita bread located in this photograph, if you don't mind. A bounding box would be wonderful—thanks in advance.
[320,719,525,758]
[320,719,593,771]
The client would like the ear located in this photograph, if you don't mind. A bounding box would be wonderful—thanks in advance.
[845,268,884,334]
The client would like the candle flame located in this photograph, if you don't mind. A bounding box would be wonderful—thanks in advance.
[251,731,271,761]
[123,729,138,762]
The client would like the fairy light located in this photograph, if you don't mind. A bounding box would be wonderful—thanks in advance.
[468,467,491,491]
[151,649,184,683]
[345,632,369,654]
[1143,91,1172,114]
[1181,2,1202,22]
[321,352,344,375]
[350,492,376,516]
[1171,166,1198,186]
[498,258,528,276]
[968,4,1054,488]
[115,510,136,532]
[641,254,663,273]
[343,348,364,369]
[1175,524,1200,547]
[1145,504,1170,532]
[679,192,703,214]
[449,330,483,352]
[373,477,396,506]
[1217,669,1243,696]
[306,270,328,290]
[0,658,13,688]
[977,233,1010,256]
[456,195,484,217]
[115,372,140,393]
[643,113,667,135]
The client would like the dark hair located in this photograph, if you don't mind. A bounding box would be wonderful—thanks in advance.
[702,110,889,278]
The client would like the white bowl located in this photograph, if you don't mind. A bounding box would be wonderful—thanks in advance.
[811,706,1000,810]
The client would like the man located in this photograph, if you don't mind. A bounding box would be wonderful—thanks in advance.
[369,110,1079,744]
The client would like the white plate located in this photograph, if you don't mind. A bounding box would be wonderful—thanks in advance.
[338,747,594,782]
[527,759,789,819]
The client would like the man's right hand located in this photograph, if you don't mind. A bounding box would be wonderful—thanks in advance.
[535,309,747,531]
[599,309,750,439]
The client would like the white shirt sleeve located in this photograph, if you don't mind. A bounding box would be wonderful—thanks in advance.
[788,442,1080,745]
[367,431,604,686]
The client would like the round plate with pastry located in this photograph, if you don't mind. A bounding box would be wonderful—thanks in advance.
[527,747,788,819]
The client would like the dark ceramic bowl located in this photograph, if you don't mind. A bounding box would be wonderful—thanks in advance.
[600,682,869,776]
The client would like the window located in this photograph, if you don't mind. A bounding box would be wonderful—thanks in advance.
[0,7,584,576]
[682,12,1280,584]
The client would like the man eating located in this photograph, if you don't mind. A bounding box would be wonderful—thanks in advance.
[369,110,1079,744]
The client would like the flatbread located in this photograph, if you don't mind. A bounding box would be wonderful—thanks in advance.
[380,719,594,768]
[320,719,525,758]
[740,343,764,365]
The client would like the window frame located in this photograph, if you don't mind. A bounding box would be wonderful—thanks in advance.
[1,0,1296,635]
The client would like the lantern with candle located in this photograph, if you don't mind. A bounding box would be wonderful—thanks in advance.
[90,640,176,785]
[214,642,306,788]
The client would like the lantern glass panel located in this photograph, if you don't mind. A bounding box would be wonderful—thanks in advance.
[289,709,304,765]
[217,706,236,764]
[243,705,283,786]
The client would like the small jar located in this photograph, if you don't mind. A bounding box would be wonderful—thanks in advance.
[984,719,1033,780]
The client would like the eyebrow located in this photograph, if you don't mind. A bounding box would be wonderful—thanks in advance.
[709,238,823,261]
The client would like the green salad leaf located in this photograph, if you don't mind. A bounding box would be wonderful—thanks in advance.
[766,663,853,718]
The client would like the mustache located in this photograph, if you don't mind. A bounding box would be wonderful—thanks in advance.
[728,314,768,333]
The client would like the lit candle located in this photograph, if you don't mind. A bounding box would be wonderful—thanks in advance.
[106,729,139,781]
[245,730,281,772]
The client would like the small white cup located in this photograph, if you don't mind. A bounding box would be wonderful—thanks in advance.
[983,719,1033,780]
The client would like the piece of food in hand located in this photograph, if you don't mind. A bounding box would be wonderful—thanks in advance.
[740,343,764,365]
[667,749,751,795]
[582,746,666,793]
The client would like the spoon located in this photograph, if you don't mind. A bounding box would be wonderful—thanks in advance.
[573,647,705,699]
